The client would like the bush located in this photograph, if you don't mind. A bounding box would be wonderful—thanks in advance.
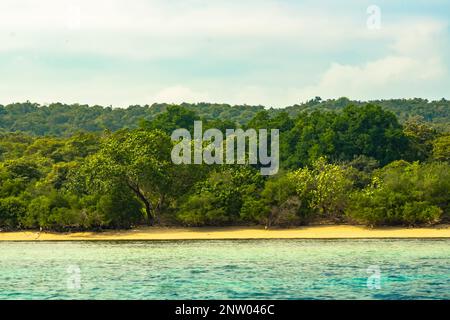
[177,192,228,226]
[239,173,308,227]
[402,202,442,225]
[288,158,353,220]
[22,196,51,228]
[23,191,85,230]
[240,197,269,224]
[270,197,304,227]
[96,188,143,228]
[0,197,27,229]
[178,166,264,226]
[346,161,449,226]
[46,207,83,229]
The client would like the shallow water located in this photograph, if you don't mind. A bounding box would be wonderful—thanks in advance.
[0,239,449,300]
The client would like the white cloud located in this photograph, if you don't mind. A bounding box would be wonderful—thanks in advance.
[292,56,444,101]
[150,86,210,104]
[0,0,379,59]
[289,20,449,102]
[0,0,449,106]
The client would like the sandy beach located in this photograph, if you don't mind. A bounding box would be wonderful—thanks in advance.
[1,225,450,241]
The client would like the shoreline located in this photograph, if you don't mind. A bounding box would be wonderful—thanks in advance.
[1,225,450,241]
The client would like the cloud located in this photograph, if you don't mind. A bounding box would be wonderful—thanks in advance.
[289,19,449,102]
[0,0,380,59]
[292,56,444,101]
[150,86,210,104]
[0,0,449,106]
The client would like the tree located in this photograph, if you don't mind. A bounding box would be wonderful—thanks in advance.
[288,157,353,220]
[0,100,449,230]
[177,192,227,226]
[96,185,143,228]
[79,129,173,225]
[0,197,27,229]
[178,166,264,226]
[334,104,409,165]
[140,105,199,134]
[2,158,42,181]
[346,161,449,226]
[241,173,302,227]
[432,135,450,162]
[1,99,449,137]
[403,116,437,161]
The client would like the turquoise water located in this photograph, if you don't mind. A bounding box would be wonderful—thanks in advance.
[0,239,449,300]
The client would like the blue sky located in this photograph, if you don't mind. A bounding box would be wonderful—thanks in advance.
[0,0,449,107]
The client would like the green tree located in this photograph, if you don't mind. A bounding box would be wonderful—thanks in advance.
[140,105,199,134]
[241,173,302,227]
[178,166,263,226]
[0,197,27,229]
[403,116,437,161]
[432,135,450,162]
[79,129,173,225]
[288,158,353,220]
[346,161,449,226]
[96,186,143,228]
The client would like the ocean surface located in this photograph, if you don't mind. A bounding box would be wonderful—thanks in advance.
[0,239,449,300]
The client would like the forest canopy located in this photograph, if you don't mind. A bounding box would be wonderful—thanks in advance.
[0,99,449,230]
[0,98,449,136]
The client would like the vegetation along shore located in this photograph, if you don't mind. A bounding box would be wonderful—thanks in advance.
[0,98,449,232]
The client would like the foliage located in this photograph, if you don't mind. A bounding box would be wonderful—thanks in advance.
[0,102,449,230]
[1,98,449,137]
[77,129,173,225]
[240,173,303,227]
[288,158,353,220]
[346,161,449,226]
[432,134,450,162]
[96,186,143,228]
[177,166,264,226]
[0,197,27,229]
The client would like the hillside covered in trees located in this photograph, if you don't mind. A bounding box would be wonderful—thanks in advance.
[1,98,449,136]
[0,100,449,231]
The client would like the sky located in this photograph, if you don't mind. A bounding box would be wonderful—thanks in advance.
[0,0,449,108]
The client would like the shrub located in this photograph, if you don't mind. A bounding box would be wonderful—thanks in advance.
[96,188,143,228]
[346,161,449,226]
[177,192,228,226]
[0,197,27,229]
[288,158,353,221]
[22,196,51,228]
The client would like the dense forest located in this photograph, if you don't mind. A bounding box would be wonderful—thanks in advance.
[0,99,449,230]
[1,98,449,136]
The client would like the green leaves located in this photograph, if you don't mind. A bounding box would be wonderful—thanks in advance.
[0,197,27,229]
[282,104,410,168]
[346,161,450,226]
[432,134,450,162]
[76,129,174,225]
[0,101,449,230]
[288,157,353,220]
[178,166,263,226]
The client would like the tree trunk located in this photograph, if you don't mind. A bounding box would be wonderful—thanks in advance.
[154,194,165,225]
[126,181,154,226]
[144,199,154,226]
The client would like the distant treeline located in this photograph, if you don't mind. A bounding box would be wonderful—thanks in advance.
[1,97,449,136]
[0,102,449,230]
